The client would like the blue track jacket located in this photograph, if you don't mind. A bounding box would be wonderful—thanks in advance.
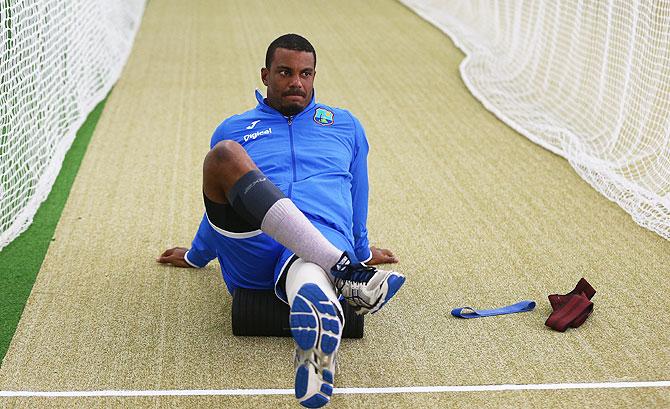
[185,90,372,269]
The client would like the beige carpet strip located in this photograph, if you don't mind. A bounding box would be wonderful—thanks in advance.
[1,0,668,407]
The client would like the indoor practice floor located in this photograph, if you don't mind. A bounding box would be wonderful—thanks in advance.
[1,0,669,407]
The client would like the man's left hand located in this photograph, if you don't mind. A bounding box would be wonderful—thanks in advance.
[367,246,398,265]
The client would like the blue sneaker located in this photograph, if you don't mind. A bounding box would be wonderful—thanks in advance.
[331,253,406,315]
[290,283,342,408]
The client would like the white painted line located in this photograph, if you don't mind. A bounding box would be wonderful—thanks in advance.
[1,389,292,397]
[339,381,670,394]
[1,381,669,398]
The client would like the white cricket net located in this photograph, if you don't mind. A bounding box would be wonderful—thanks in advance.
[0,0,145,251]
[402,0,670,240]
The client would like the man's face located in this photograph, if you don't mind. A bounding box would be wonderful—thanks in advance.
[261,48,316,116]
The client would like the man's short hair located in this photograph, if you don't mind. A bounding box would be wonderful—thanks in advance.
[265,34,316,68]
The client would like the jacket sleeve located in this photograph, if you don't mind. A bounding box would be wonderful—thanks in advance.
[185,122,228,268]
[349,114,372,263]
[184,214,218,268]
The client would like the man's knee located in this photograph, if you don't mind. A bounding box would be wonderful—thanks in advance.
[206,140,250,169]
[204,140,256,199]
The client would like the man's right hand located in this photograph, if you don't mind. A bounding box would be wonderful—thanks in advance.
[156,247,193,268]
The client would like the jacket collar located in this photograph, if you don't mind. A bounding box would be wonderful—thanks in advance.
[254,88,317,118]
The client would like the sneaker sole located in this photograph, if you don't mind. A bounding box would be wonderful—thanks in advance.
[291,283,341,408]
[295,362,333,408]
[370,273,406,314]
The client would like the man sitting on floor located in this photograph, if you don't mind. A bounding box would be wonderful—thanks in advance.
[157,33,406,408]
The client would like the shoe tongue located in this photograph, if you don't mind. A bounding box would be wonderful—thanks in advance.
[337,252,351,267]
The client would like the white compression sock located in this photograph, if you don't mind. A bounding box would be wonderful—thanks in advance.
[261,198,344,272]
[224,170,345,272]
[285,258,343,321]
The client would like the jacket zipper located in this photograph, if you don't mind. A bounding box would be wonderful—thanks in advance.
[287,116,296,197]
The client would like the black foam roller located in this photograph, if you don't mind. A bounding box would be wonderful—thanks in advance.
[232,288,364,338]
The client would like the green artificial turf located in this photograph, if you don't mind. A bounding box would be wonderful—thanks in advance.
[0,97,107,366]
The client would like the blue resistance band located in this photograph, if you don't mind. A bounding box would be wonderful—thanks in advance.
[451,300,536,318]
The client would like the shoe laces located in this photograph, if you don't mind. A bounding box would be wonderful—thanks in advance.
[295,348,336,373]
[332,253,377,286]
[333,265,379,309]
[340,264,377,284]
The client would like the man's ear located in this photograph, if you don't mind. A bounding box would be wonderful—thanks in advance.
[261,67,269,86]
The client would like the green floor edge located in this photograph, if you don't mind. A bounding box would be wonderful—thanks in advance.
[0,96,108,366]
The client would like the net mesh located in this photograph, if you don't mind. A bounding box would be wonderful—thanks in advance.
[402,0,670,240]
[0,0,145,250]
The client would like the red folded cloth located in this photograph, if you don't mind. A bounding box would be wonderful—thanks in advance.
[545,278,596,332]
